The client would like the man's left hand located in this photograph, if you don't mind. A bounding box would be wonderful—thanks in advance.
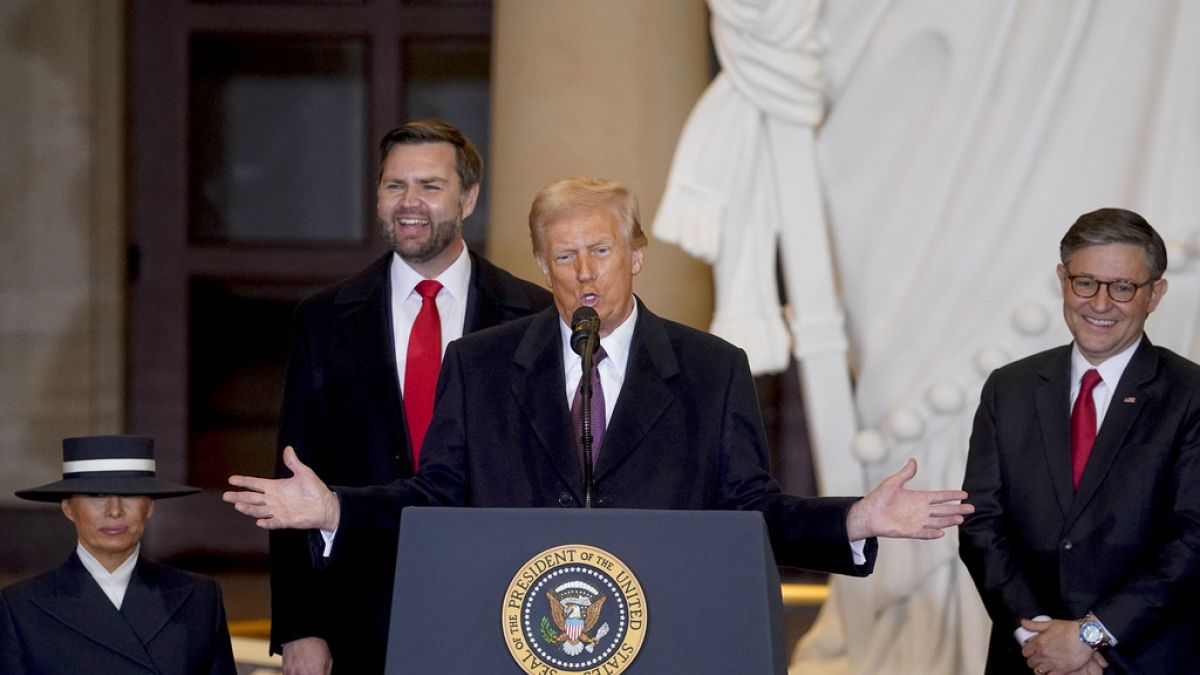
[845,458,973,540]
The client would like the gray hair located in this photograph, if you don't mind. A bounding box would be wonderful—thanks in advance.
[1060,208,1167,280]
[528,177,648,258]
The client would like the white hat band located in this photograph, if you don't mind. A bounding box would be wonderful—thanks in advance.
[63,458,157,474]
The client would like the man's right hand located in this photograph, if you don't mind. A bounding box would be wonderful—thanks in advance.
[1062,652,1109,675]
[224,446,341,531]
[282,636,333,675]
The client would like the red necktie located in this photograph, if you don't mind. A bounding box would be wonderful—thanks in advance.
[571,347,607,470]
[1070,368,1102,489]
[404,279,443,468]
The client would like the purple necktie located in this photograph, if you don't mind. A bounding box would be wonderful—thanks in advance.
[571,347,607,470]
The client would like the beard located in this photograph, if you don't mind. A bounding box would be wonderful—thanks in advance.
[381,208,464,265]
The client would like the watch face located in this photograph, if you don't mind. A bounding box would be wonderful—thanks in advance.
[1081,621,1105,645]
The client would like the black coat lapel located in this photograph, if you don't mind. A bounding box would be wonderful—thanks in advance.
[511,309,582,497]
[595,301,678,480]
[334,253,409,460]
[465,252,523,333]
[122,558,195,648]
[32,555,155,670]
[1034,349,1074,517]
[1066,339,1157,528]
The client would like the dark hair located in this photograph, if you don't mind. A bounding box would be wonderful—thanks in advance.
[1060,208,1167,279]
[378,119,483,189]
[528,177,648,258]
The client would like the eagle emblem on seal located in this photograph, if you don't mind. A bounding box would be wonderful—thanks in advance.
[543,581,610,656]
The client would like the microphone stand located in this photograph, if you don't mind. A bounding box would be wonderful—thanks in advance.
[579,330,598,508]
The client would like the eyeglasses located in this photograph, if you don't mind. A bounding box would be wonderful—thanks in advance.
[1064,273,1154,303]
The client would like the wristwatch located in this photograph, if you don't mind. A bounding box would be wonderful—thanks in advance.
[1078,614,1109,650]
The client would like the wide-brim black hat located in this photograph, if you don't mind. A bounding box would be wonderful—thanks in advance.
[16,435,200,503]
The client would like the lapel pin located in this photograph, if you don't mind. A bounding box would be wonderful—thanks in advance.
[1123,397,1136,404]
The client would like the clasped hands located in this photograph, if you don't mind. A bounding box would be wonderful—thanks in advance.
[1021,618,1109,675]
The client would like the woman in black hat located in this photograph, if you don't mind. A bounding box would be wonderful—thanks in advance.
[0,436,236,674]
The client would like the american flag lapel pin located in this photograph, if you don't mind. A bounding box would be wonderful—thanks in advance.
[1123,397,1137,404]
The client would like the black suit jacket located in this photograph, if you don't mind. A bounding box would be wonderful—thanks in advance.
[337,301,876,576]
[0,553,235,675]
[270,251,551,672]
[959,338,1200,674]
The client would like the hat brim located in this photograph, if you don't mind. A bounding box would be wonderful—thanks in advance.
[15,476,201,502]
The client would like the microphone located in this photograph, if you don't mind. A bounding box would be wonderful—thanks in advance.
[570,306,601,508]
[570,306,601,356]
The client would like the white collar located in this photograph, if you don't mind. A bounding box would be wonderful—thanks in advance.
[558,300,639,375]
[76,542,139,610]
[1070,336,1141,390]
[389,244,471,302]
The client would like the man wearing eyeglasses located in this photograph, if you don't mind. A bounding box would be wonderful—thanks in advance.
[959,208,1200,675]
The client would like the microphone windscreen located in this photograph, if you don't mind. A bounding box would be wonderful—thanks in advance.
[571,306,599,326]
[570,306,600,355]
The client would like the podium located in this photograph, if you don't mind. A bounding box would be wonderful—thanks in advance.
[386,507,787,674]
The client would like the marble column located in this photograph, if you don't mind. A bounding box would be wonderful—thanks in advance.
[0,0,124,507]
[489,0,714,329]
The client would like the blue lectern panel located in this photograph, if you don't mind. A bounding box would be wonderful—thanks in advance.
[386,508,785,674]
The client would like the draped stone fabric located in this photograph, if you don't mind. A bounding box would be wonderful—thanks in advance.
[654,1,1200,673]
[653,0,863,506]
[654,0,840,376]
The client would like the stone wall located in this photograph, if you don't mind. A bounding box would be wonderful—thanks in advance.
[0,0,124,511]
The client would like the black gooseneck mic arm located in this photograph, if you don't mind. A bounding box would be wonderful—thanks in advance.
[570,306,601,508]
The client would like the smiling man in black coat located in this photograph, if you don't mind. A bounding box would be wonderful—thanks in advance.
[960,208,1200,675]
[269,119,551,675]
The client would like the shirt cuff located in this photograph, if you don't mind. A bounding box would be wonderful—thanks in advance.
[319,528,336,557]
[849,538,866,565]
[1092,613,1119,647]
[1014,615,1051,645]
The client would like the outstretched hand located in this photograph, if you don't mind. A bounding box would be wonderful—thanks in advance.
[223,446,340,531]
[845,458,973,540]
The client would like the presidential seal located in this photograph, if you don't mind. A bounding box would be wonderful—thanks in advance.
[503,544,647,674]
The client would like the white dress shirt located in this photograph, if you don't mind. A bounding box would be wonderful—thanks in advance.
[556,303,638,424]
[76,542,139,610]
[389,246,472,394]
[1069,338,1140,430]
